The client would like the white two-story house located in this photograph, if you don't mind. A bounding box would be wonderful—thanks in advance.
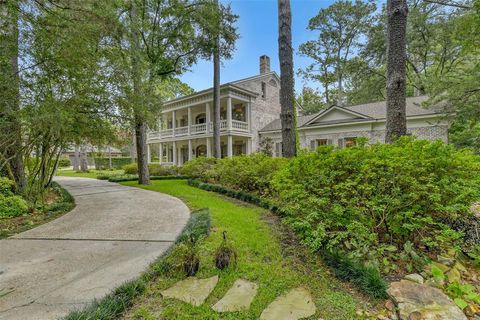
[148,55,450,165]
[147,55,281,165]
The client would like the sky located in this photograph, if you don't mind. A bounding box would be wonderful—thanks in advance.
[180,0,339,93]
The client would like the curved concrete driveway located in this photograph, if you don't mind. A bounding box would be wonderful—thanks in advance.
[0,177,189,320]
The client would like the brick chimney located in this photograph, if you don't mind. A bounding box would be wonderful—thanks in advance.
[260,55,270,74]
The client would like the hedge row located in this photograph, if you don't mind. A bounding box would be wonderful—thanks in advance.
[94,157,132,170]
[63,208,211,320]
[107,175,190,182]
[187,179,289,217]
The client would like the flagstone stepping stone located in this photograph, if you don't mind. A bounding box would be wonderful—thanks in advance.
[260,287,316,320]
[212,279,258,312]
[161,275,219,306]
[387,280,467,320]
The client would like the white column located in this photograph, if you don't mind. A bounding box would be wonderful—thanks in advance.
[247,101,251,132]
[188,140,192,161]
[187,107,192,135]
[206,138,211,157]
[206,103,211,133]
[227,96,232,131]
[172,141,177,165]
[227,135,233,157]
[159,143,163,164]
[246,139,252,155]
[147,144,151,164]
[172,110,176,137]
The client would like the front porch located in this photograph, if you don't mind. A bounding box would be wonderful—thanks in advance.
[147,136,252,166]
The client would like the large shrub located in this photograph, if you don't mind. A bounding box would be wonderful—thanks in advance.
[180,157,218,179]
[58,157,71,168]
[214,154,288,195]
[272,138,480,265]
[0,177,28,219]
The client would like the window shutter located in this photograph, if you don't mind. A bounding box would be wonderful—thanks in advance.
[310,140,316,150]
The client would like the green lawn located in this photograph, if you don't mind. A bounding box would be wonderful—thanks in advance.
[120,180,374,320]
[55,169,124,179]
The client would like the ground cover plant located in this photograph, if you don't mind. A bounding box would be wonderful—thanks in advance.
[56,169,124,179]
[0,180,75,238]
[119,179,369,320]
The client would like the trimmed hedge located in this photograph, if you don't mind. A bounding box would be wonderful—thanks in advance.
[123,163,179,176]
[63,208,211,320]
[94,157,132,170]
[108,175,189,183]
[187,179,289,216]
[58,157,71,168]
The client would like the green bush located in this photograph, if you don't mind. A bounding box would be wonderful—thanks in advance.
[94,157,132,170]
[58,157,71,168]
[0,177,14,196]
[214,154,288,195]
[272,138,480,265]
[182,154,287,195]
[0,194,28,219]
[122,163,178,176]
[180,157,218,179]
[123,163,137,174]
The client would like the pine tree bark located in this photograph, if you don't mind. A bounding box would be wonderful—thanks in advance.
[277,0,297,157]
[385,0,408,143]
[212,0,221,159]
[130,0,150,184]
[73,144,80,171]
[1,0,25,192]
[213,39,221,158]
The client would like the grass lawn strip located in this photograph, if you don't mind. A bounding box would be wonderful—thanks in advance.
[120,179,375,320]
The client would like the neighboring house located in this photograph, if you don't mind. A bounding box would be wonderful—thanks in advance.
[146,55,282,165]
[259,96,451,157]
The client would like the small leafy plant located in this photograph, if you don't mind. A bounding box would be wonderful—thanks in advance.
[215,231,237,270]
[181,235,200,276]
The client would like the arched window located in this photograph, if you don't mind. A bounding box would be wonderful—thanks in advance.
[195,113,206,124]
[196,145,207,157]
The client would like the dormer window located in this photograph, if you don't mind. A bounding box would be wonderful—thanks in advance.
[261,81,266,99]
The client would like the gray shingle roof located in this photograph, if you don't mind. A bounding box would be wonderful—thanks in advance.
[260,96,447,132]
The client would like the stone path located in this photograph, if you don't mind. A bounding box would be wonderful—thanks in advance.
[212,279,258,312]
[0,177,190,320]
[161,276,316,319]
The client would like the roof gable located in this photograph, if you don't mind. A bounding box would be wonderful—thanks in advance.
[304,106,371,126]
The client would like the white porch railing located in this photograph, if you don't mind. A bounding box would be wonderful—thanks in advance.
[232,120,248,131]
[209,120,228,131]
[161,129,173,138]
[148,131,160,139]
[174,126,188,136]
[191,123,207,134]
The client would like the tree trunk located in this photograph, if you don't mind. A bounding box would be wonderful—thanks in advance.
[212,0,221,159]
[73,144,80,171]
[108,146,112,170]
[79,145,88,172]
[277,0,297,157]
[130,0,150,184]
[385,0,408,143]
[1,0,25,192]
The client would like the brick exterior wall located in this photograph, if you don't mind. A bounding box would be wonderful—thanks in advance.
[258,124,449,153]
[234,73,281,150]
[300,125,449,149]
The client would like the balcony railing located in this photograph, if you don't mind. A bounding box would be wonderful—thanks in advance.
[148,120,249,140]
[174,126,188,136]
[191,123,207,134]
[161,129,173,138]
[232,120,248,131]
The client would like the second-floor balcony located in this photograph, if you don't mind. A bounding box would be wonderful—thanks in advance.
[150,119,248,139]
